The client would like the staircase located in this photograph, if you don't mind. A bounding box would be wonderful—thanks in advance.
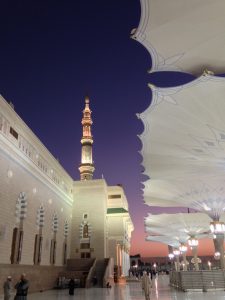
[58,258,109,288]
[59,258,95,287]
[92,259,109,287]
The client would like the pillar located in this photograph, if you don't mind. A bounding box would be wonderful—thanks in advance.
[192,246,199,271]
[182,252,188,271]
[213,234,225,269]
[175,255,180,272]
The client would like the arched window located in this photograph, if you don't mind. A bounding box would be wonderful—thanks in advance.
[83,224,89,238]
[33,205,45,265]
[50,213,58,265]
[63,220,69,265]
[11,192,27,264]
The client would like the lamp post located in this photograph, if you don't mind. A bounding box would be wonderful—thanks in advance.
[188,238,199,271]
[173,249,180,271]
[210,221,225,269]
[168,245,175,271]
[168,253,174,259]
[179,244,188,271]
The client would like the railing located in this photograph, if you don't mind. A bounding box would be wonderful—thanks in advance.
[103,257,114,287]
[170,270,225,291]
[85,258,97,288]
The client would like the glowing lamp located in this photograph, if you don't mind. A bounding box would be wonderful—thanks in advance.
[168,253,174,259]
[179,244,187,253]
[191,257,201,264]
[173,249,180,256]
[188,238,198,247]
[214,251,221,260]
[210,221,225,234]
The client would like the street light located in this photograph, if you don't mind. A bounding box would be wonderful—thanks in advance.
[188,238,198,248]
[168,253,174,259]
[179,244,187,253]
[210,221,225,234]
[173,249,180,256]
[214,251,221,260]
[208,261,212,270]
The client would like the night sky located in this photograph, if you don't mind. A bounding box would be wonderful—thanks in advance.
[1,0,200,257]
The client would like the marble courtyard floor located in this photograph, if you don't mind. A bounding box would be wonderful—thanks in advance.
[2,275,225,300]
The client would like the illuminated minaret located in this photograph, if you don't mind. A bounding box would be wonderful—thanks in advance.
[78,96,95,180]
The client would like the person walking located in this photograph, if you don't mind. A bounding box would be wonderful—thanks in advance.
[14,274,29,300]
[3,276,12,300]
[141,271,152,300]
[68,278,76,295]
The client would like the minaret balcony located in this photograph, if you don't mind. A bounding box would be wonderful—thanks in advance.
[81,138,93,144]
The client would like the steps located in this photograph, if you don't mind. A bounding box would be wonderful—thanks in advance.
[92,259,109,287]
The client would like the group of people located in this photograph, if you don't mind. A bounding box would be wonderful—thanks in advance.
[3,274,29,300]
[3,272,151,300]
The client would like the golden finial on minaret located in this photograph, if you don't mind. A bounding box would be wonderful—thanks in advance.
[78,96,95,180]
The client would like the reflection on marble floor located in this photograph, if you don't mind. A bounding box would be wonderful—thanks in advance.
[3,275,225,300]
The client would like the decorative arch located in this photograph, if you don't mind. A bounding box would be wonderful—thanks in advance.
[79,221,92,239]
[79,220,92,259]
[50,212,58,265]
[33,205,45,265]
[11,192,27,264]
[63,220,69,265]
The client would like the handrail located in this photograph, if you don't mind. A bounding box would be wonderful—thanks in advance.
[85,258,97,288]
[103,257,114,287]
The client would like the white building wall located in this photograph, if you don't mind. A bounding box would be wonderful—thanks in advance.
[0,96,73,266]
[70,179,107,259]
[0,95,134,271]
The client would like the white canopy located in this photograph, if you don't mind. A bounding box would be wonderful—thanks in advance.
[146,235,180,248]
[145,213,211,237]
[133,0,225,74]
[140,75,225,219]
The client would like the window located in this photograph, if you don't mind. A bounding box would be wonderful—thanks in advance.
[81,252,91,258]
[63,242,67,265]
[83,224,89,238]
[108,194,121,199]
[80,243,90,249]
[10,228,23,264]
[10,127,18,140]
[50,239,57,265]
[33,234,43,265]
[10,227,18,264]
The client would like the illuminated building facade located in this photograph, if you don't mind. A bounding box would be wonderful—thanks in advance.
[0,95,133,294]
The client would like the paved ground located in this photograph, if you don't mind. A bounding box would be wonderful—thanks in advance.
[2,275,225,300]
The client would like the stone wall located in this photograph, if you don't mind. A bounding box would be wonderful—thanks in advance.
[0,264,66,297]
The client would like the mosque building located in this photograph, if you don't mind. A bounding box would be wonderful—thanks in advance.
[0,94,133,293]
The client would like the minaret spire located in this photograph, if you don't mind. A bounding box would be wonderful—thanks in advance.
[78,96,95,180]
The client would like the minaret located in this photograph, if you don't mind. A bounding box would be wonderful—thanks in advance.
[78,96,95,180]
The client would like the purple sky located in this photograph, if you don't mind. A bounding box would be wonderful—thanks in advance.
[1,0,195,257]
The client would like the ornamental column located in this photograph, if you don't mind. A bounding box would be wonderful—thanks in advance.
[213,234,225,269]
[78,96,95,180]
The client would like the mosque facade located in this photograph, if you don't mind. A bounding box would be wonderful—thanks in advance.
[0,95,133,293]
